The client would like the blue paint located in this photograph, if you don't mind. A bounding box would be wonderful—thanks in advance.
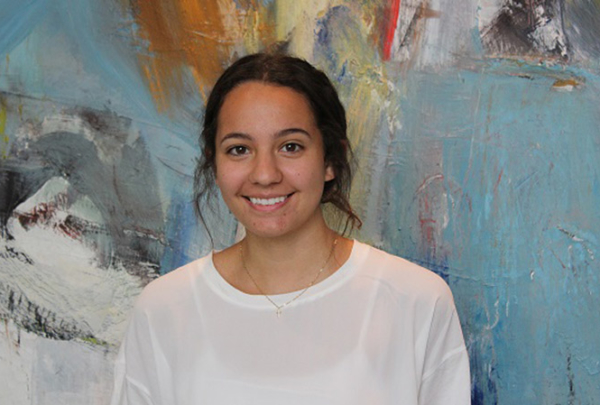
[160,197,197,274]
[409,257,451,284]
[379,65,600,403]
[0,0,51,55]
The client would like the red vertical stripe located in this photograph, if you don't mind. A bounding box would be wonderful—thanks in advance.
[383,0,402,60]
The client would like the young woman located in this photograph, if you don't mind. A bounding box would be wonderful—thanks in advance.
[112,53,470,405]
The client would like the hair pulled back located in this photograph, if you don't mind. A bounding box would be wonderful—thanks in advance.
[194,52,361,234]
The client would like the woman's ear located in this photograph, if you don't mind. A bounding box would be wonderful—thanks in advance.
[325,162,335,182]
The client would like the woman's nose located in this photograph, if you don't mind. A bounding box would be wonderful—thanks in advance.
[248,152,283,185]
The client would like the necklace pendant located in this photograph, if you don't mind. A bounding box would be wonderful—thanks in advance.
[240,238,338,321]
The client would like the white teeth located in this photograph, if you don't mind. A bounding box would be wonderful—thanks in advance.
[249,196,287,206]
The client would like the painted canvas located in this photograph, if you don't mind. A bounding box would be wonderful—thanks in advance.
[1,0,599,404]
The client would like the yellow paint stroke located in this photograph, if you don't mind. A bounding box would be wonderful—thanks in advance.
[129,0,275,112]
[0,100,8,159]
[281,3,403,223]
[275,0,332,56]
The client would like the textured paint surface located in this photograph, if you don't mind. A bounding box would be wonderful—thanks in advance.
[1,0,599,404]
[132,0,276,110]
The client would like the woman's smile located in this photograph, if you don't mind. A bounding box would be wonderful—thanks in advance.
[246,194,292,207]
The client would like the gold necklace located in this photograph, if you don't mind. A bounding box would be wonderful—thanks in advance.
[240,238,338,318]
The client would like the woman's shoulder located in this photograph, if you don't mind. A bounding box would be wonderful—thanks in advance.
[353,240,454,304]
[134,252,214,311]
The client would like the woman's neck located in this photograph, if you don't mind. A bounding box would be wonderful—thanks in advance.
[240,224,338,295]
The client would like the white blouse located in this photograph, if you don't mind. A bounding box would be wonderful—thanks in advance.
[111,241,470,405]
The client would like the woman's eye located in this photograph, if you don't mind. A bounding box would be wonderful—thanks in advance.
[281,143,302,153]
[227,145,249,156]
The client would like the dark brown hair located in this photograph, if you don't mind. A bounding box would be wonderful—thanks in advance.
[194,52,361,236]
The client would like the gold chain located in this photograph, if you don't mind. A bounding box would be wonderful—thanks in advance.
[240,238,338,318]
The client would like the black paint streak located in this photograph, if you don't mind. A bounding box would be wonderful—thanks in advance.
[0,282,104,344]
[0,245,33,265]
[482,0,568,60]
[8,289,16,312]
[567,353,576,405]
[80,109,109,132]
[483,1,535,55]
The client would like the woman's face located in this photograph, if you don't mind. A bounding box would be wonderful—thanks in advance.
[214,81,334,239]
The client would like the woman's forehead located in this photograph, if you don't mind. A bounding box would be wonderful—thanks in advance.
[216,82,318,133]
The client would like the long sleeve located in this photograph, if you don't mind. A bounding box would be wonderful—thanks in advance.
[418,289,471,405]
[110,303,161,405]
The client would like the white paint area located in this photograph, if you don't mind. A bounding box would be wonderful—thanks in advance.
[1,177,145,345]
[477,0,504,32]
[553,84,575,92]
[416,0,466,66]
[0,319,116,405]
[530,4,568,58]
[391,0,480,67]
[0,320,31,404]
[390,0,421,63]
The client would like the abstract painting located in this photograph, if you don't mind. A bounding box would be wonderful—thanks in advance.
[1,0,599,403]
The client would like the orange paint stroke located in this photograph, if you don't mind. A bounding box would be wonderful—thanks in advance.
[130,0,275,112]
[552,78,581,92]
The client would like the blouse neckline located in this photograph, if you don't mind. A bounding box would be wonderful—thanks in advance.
[202,240,367,311]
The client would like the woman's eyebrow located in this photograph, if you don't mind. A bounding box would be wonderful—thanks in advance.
[219,132,252,144]
[276,128,311,138]
[220,128,311,144]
